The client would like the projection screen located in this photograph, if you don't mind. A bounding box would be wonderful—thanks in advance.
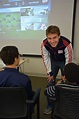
[0,0,75,55]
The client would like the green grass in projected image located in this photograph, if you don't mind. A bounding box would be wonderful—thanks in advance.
[0,12,46,40]
[0,12,21,31]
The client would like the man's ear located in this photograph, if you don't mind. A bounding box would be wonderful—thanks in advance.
[59,35,60,38]
[14,57,17,62]
[14,57,18,64]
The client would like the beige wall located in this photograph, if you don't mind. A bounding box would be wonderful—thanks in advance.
[20,57,61,78]
[20,57,47,77]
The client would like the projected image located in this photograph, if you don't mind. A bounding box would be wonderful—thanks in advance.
[20,5,48,30]
[42,0,48,3]
[0,0,51,40]
[0,12,21,31]
[21,7,34,16]
[0,0,51,30]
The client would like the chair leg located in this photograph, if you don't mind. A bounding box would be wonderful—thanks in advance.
[37,97,40,119]
[51,109,53,119]
[51,109,54,119]
[27,103,32,119]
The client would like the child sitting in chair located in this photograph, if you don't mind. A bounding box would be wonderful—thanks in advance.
[44,62,79,115]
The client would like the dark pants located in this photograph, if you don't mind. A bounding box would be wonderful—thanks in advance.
[51,60,65,79]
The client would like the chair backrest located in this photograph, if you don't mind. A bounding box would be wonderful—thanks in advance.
[0,87,28,118]
[54,85,79,119]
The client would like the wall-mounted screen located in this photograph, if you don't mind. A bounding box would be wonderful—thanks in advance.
[0,0,74,55]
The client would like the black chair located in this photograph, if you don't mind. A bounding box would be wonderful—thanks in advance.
[0,87,41,119]
[52,85,79,119]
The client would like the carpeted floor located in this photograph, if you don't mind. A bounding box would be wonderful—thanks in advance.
[29,76,51,119]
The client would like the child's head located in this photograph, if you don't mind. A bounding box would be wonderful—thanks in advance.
[64,63,79,84]
[0,46,19,65]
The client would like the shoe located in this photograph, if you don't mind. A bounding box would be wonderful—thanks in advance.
[44,107,52,114]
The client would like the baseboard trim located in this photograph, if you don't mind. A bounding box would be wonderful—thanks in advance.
[24,72,61,78]
[24,72,47,77]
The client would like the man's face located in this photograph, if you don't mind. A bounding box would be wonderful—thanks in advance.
[47,33,60,47]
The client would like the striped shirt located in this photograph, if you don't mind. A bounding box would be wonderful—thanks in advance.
[44,81,79,99]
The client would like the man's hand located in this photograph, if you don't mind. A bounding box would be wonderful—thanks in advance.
[47,75,54,82]
[57,80,62,84]
[61,76,66,81]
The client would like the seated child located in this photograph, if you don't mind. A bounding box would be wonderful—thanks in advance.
[44,62,79,114]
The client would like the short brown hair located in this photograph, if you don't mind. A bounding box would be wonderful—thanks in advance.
[46,25,60,36]
[0,46,19,65]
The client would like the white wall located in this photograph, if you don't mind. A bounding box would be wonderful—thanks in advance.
[20,57,61,78]
[20,57,47,77]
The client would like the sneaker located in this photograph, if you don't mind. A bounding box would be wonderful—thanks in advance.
[44,107,52,114]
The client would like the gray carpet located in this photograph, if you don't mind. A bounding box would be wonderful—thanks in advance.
[29,76,51,119]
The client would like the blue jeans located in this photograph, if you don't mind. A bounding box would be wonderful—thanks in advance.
[51,60,65,80]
